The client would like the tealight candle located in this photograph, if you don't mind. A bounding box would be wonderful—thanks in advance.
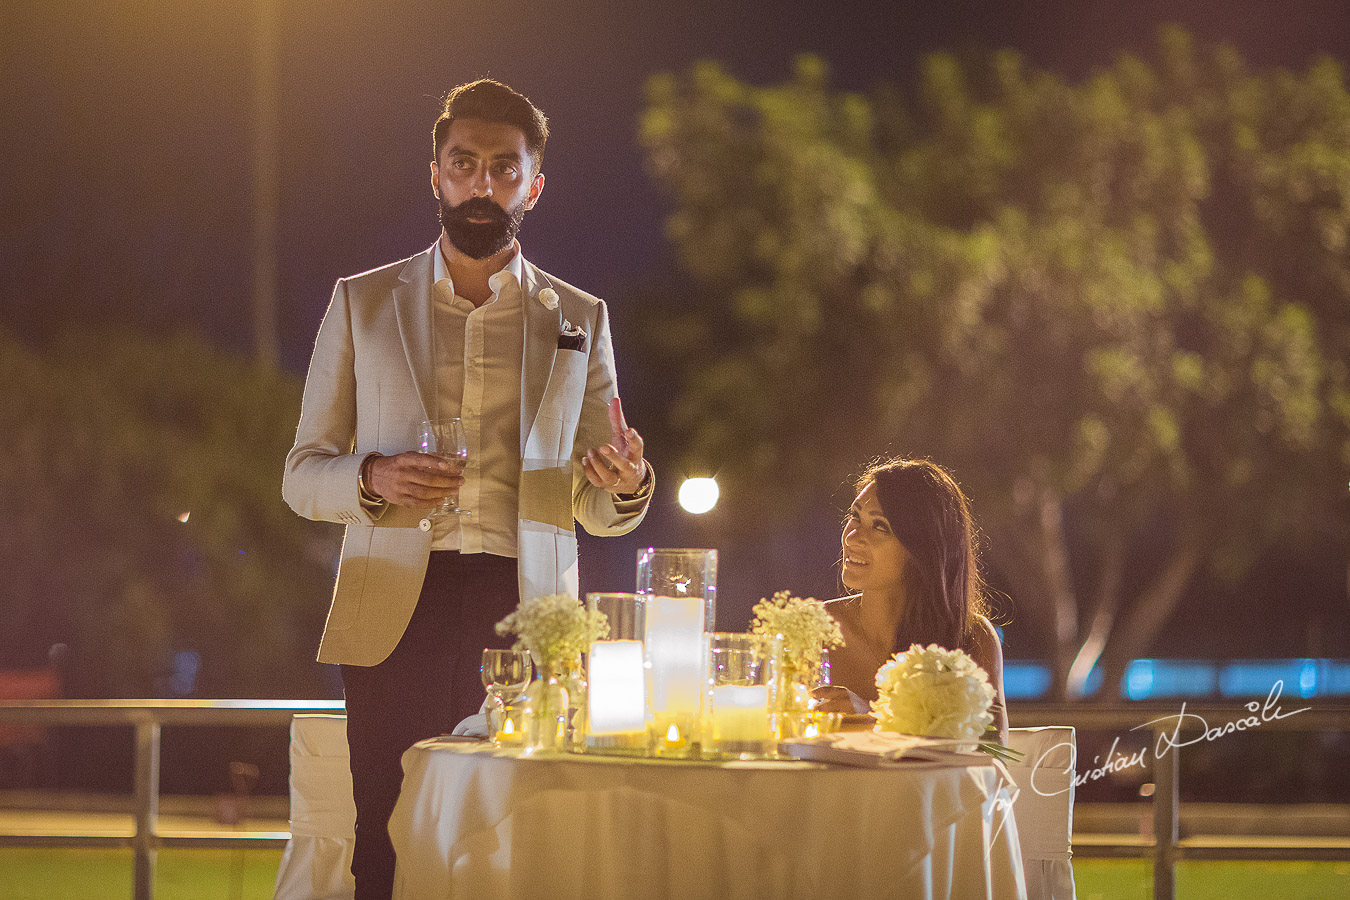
[495,703,525,747]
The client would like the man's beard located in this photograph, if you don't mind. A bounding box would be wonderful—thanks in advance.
[439,195,527,260]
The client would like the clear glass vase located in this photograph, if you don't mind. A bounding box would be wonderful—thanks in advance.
[523,662,570,753]
[776,675,814,739]
[562,657,588,752]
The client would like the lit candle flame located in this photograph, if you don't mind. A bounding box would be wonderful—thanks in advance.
[804,722,820,738]
[666,723,680,743]
[503,719,514,736]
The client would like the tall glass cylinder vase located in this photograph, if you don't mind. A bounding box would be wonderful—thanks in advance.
[637,549,716,757]
[636,547,717,629]
[585,593,648,755]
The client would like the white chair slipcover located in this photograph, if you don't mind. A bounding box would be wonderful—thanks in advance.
[1005,727,1077,900]
[273,714,357,900]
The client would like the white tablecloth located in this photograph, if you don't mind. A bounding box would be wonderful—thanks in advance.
[388,738,1026,900]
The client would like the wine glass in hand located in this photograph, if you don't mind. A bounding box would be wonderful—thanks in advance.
[417,418,469,520]
[481,649,533,740]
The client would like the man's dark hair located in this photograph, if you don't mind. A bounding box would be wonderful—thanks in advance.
[432,79,549,172]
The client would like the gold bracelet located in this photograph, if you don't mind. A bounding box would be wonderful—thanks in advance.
[617,462,653,501]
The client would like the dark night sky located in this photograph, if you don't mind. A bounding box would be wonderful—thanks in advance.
[5,0,1349,362]
[3,0,1347,643]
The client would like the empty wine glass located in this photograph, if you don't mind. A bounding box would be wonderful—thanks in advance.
[417,418,469,529]
[481,649,532,741]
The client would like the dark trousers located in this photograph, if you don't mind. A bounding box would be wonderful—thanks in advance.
[340,550,518,900]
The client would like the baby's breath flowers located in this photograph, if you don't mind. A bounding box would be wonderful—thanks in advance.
[495,593,609,669]
[749,591,844,676]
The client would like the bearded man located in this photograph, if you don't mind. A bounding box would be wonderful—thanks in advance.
[282,79,653,900]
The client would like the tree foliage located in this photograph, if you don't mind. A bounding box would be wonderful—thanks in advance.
[0,327,341,698]
[639,29,1350,697]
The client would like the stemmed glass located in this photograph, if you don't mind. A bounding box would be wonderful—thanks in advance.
[417,418,469,528]
[481,649,533,740]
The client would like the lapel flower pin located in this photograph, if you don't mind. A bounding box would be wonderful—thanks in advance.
[537,287,559,310]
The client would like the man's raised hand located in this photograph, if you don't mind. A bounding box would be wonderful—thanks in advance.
[583,397,647,495]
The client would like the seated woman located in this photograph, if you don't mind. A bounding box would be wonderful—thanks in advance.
[815,457,1008,742]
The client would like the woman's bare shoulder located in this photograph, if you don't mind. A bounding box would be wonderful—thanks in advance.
[970,614,1000,645]
[967,614,1005,675]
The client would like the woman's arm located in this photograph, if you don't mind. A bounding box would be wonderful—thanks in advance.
[968,615,1009,744]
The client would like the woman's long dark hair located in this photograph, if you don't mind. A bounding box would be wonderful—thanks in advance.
[854,457,987,655]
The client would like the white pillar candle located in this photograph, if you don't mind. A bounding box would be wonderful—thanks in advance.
[587,640,646,735]
[644,594,706,754]
[711,684,771,743]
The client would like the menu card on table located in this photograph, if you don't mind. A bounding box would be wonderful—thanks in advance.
[782,730,991,768]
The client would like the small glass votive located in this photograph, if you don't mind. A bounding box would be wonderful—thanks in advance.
[493,702,527,748]
[707,633,774,759]
[798,710,844,739]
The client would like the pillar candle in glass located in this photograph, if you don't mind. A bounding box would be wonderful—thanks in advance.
[708,633,774,758]
[585,593,648,754]
[637,548,716,755]
[642,593,706,757]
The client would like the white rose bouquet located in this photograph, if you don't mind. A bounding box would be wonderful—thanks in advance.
[871,643,1017,760]
[749,590,844,678]
[495,593,609,670]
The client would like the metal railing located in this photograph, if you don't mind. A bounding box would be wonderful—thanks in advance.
[0,699,344,900]
[2,698,1348,900]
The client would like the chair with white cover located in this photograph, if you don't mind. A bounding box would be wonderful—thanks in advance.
[274,714,357,900]
[1005,726,1077,900]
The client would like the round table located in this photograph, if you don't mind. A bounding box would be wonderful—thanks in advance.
[388,738,1027,899]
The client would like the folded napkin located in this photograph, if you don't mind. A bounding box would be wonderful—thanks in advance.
[783,730,989,768]
[450,713,490,739]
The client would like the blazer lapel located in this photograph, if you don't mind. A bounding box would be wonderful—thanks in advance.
[520,260,562,453]
[393,245,438,422]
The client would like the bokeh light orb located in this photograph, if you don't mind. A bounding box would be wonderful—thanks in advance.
[678,477,719,514]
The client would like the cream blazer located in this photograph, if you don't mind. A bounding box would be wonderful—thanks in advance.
[283,244,650,666]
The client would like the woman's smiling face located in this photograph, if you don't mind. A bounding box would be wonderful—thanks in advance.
[840,481,909,594]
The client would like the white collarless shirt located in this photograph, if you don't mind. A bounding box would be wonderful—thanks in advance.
[428,242,527,557]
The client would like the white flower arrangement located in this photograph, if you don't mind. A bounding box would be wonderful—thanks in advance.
[871,643,995,742]
[495,593,609,669]
[749,590,844,676]
[537,287,560,309]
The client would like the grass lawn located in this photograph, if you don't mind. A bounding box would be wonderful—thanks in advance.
[0,848,284,900]
[2,850,1349,898]
[1075,859,1350,899]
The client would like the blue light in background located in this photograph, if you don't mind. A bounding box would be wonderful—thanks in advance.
[1125,659,1154,700]
[1003,662,1052,699]
[1122,659,1218,699]
[1218,659,1327,698]
[1298,659,1318,697]
[1003,658,1350,700]
[1328,661,1350,695]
